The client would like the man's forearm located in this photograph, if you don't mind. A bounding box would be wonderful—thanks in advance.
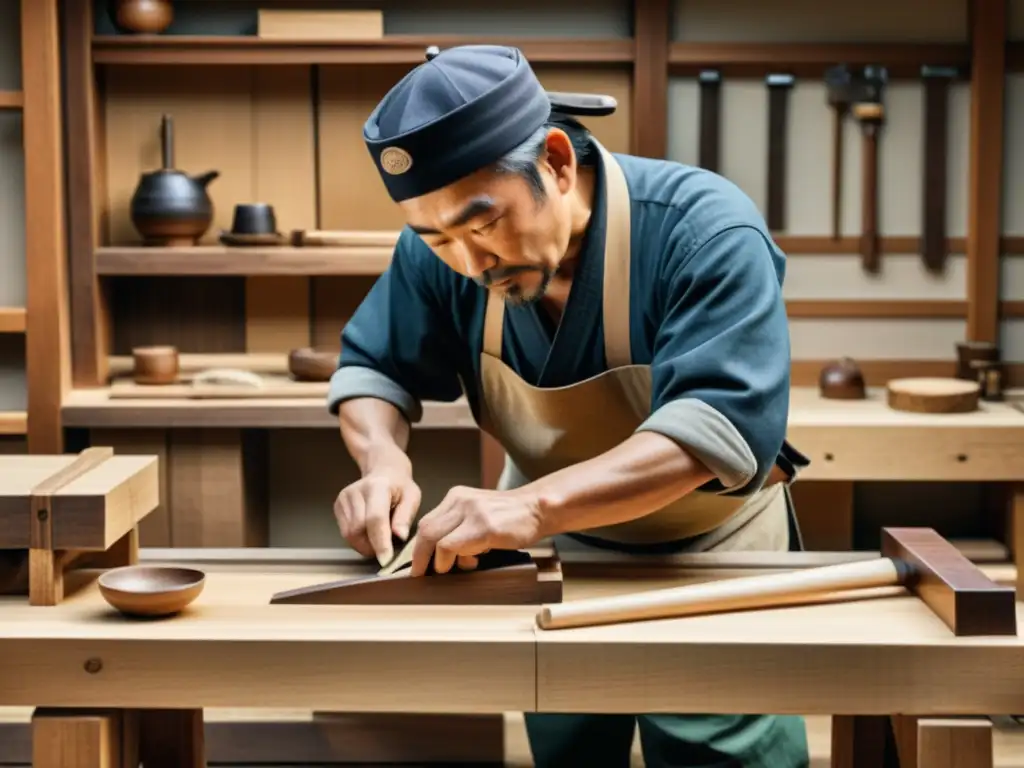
[338,397,413,477]
[524,431,716,538]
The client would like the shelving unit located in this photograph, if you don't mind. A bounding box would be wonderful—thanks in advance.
[0,1,66,453]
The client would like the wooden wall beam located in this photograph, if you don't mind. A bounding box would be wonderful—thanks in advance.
[630,0,670,157]
[63,0,111,388]
[21,0,69,454]
[965,0,1006,344]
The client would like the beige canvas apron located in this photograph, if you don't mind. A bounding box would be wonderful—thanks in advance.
[478,141,789,552]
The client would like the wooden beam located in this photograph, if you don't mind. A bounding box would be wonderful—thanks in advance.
[21,0,69,454]
[64,0,111,388]
[0,308,26,333]
[630,0,670,158]
[966,0,1006,344]
[0,90,23,109]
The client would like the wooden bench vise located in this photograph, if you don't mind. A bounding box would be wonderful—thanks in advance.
[0,447,160,605]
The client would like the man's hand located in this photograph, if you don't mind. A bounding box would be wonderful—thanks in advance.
[409,486,545,577]
[334,468,422,566]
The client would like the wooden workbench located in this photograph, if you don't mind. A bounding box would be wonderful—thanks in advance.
[0,548,1020,766]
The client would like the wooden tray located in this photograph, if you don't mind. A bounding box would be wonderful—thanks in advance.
[108,375,329,400]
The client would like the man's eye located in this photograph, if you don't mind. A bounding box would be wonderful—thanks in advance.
[477,216,502,233]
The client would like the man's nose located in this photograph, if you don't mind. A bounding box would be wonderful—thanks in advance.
[459,242,494,278]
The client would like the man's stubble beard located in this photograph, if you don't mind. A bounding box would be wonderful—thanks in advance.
[501,267,555,306]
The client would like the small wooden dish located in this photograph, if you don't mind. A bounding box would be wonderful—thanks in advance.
[288,347,338,382]
[886,377,980,414]
[98,565,205,617]
[132,345,179,385]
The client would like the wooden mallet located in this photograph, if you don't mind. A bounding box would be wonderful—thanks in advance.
[537,528,1017,636]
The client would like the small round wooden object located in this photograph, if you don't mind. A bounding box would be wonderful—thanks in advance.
[115,0,174,34]
[818,358,866,399]
[886,377,980,414]
[98,565,205,618]
[288,347,338,382]
[132,345,179,384]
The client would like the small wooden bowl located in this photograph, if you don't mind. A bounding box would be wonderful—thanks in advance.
[288,347,338,382]
[132,345,179,385]
[98,565,205,618]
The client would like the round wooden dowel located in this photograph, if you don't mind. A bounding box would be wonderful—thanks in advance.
[886,377,980,414]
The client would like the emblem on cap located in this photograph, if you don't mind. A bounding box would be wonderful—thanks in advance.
[380,146,413,175]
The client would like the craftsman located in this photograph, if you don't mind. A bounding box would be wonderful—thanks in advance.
[328,44,810,767]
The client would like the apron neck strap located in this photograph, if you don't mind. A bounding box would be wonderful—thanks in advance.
[481,140,633,366]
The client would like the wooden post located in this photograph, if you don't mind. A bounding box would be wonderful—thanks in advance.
[630,0,671,158]
[21,0,70,453]
[965,0,1006,344]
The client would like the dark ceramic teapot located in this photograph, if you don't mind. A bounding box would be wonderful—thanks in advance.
[818,357,866,400]
[130,114,219,246]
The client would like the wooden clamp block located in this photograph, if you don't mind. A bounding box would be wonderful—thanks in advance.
[0,447,161,605]
[270,546,563,606]
[537,527,1016,634]
[881,527,1016,636]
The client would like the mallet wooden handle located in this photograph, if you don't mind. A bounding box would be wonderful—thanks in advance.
[536,556,908,630]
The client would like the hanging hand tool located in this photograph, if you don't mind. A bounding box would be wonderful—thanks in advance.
[850,65,888,273]
[765,73,796,232]
[824,65,856,240]
[920,65,958,273]
[698,69,721,172]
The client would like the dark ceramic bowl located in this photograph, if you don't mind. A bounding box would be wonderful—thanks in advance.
[230,203,277,235]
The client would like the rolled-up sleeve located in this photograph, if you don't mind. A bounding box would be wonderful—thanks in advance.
[635,225,790,494]
[327,229,464,423]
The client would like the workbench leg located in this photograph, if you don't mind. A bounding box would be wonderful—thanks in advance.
[138,708,205,768]
[31,708,138,768]
[1008,483,1024,600]
[914,718,993,768]
[830,715,899,767]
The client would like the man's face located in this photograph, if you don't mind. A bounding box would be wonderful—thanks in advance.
[400,129,578,306]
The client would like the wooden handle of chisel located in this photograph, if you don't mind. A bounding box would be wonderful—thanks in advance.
[536,556,907,630]
[853,102,883,273]
[290,229,399,247]
[831,104,847,240]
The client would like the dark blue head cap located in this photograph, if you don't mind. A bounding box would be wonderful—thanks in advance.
[363,45,552,202]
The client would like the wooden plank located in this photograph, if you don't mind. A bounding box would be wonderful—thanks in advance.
[61,388,477,429]
[0,307,25,332]
[668,42,969,78]
[97,245,393,275]
[92,36,636,65]
[966,0,1006,344]
[630,0,670,158]
[31,708,127,768]
[63,0,111,388]
[0,90,22,109]
[0,452,158,549]
[89,429,171,547]
[245,66,315,354]
[786,300,967,318]
[916,717,993,767]
[167,429,268,547]
[20,0,68,454]
[0,411,26,435]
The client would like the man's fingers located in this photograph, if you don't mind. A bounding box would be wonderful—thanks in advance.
[391,484,422,541]
[364,483,395,566]
[456,554,479,571]
[434,529,490,575]
[335,493,374,558]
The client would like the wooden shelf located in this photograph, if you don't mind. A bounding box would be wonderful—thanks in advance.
[668,42,970,78]
[0,91,23,110]
[96,246,393,276]
[62,387,476,430]
[92,35,635,66]
[0,308,26,333]
[0,412,27,435]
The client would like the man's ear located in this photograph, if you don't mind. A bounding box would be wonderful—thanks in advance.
[543,128,576,193]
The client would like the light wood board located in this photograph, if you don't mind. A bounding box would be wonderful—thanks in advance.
[0,558,1019,714]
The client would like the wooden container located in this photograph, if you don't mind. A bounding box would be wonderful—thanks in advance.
[818,358,866,400]
[0,447,160,605]
[132,345,179,384]
[955,341,999,380]
[886,377,980,414]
